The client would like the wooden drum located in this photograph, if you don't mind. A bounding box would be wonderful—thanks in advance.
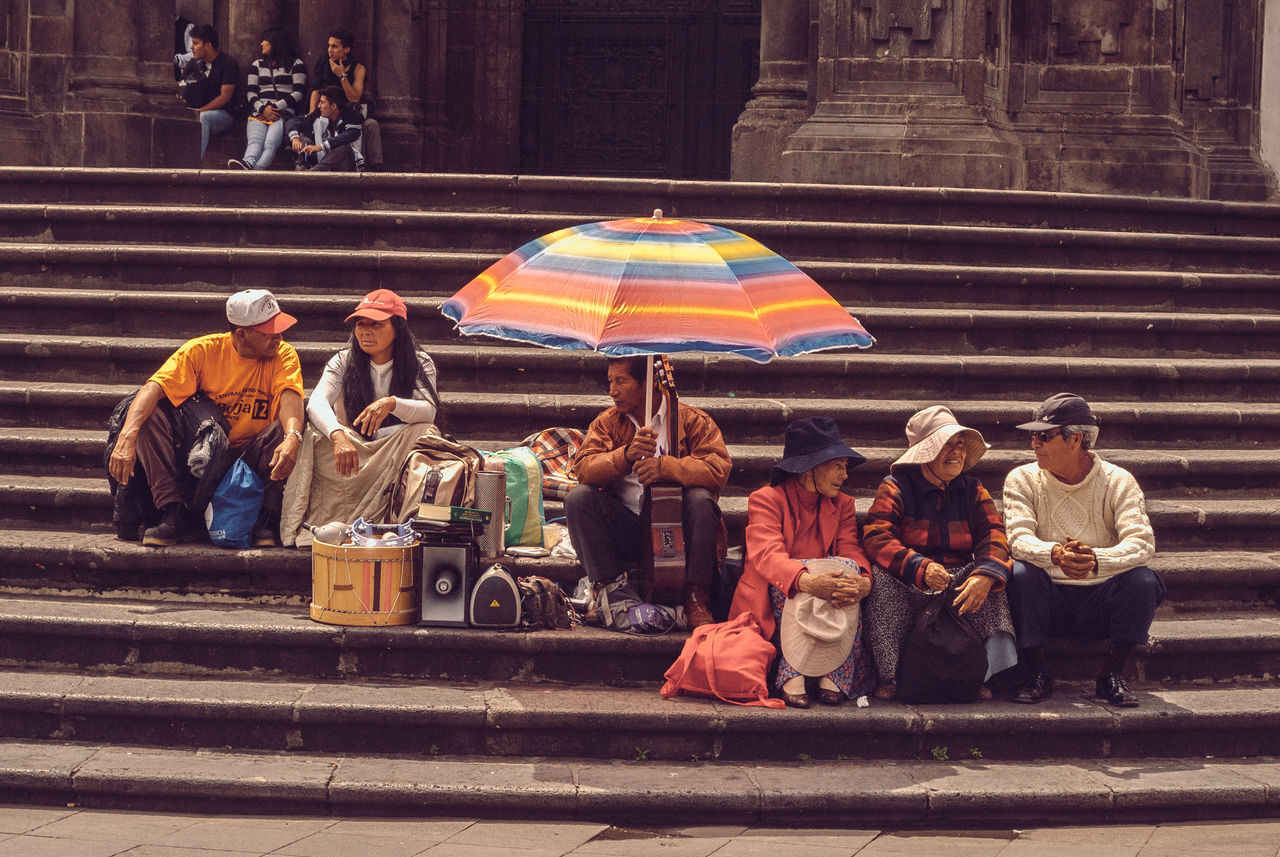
[310,539,419,626]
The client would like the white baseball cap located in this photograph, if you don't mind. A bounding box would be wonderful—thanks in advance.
[225,289,297,334]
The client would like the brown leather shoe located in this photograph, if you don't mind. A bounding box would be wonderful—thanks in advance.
[781,690,810,709]
[817,688,844,706]
[683,584,713,629]
[873,684,897,701]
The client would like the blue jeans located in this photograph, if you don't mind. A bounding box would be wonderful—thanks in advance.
[199,109,235,158]
[242,118,286,169]
[1007,561,1165,648]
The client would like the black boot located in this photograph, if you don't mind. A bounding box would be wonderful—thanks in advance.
[142,503,185,548]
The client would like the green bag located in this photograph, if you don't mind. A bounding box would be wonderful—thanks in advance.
[489,446,545,547]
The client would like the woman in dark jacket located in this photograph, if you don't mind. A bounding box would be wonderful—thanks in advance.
[860,405,1016,700]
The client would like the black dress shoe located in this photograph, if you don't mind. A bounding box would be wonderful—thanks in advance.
[1012,671,1054,704]
[817,688,844,706]
[781,690,810,709]
[1095,673,1139,707]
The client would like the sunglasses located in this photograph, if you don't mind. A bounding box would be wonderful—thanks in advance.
[1029,428,1066,443]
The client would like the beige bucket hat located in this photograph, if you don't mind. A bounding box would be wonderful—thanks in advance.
[779,557,862,677]
[890,405,989,474]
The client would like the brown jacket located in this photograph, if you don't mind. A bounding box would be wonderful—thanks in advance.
[572,402,732,497]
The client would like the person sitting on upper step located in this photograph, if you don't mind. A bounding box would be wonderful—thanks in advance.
[176,24,240,162]
[1002,393,1162,708]
[284,86,363,171]
[280,290,442,548]
[284,29,384,171]
[106,290,304,548]
[565,356,731,629]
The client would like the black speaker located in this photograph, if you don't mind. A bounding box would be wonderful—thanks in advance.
[420,543,473,627]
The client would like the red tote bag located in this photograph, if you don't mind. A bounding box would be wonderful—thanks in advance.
[660,612,785,708]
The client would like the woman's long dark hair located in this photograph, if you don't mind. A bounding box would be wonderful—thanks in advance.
[341,315,441,438]
[260,28,298,68]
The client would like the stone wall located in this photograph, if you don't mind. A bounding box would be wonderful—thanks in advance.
[1263,0,1280,180]
[732,0,1277,198]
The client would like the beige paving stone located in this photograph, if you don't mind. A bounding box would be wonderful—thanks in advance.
[571,828,731,857]
[152,816,334,853]
[116,846,265,856]
[855,831,1014,856]
[734,827,879,850]
[1013,825,1155,846]
[0,833,137,856]
[996,841,1140,857]
[446,819,607,852]
[415,843,569,857]
[0,805,77,834]
[1140,819,1280,855]
[27,809,205,843]
[324,818,474,839]
[276,829,433,857]
[709,837,858,857]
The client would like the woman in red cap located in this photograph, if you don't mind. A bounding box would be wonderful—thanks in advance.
[280,289,441,546]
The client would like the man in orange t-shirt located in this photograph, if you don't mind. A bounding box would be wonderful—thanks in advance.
[107,290,305,547]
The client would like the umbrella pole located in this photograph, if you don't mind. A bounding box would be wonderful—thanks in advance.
[644,357,655,429]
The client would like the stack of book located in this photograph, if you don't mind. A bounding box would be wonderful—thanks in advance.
[410,503,491,545]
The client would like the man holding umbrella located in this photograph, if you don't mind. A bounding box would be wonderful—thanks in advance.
[566,356,732,628]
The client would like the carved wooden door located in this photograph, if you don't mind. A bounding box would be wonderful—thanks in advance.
[520,1,760,179]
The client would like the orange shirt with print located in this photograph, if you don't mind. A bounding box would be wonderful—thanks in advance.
[149,333,304,450]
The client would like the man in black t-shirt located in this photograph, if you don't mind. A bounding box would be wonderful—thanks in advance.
[177,25,239,160]
[301,29,383,170]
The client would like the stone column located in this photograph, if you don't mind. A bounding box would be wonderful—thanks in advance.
[778,0,1024,189]
[1008,0,1208,197]
[1180,0,1275,200]
[1263,0,1280,187]
[373,0,426,170]
[730,0,812,181]
[62,0,153,166]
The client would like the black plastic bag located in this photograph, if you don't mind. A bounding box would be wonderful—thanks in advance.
[896,576,988,703]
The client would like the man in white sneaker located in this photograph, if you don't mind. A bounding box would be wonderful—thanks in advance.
[1002,393,1163,707]
[107,290,305,547]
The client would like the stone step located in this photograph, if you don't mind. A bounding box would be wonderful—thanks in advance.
[4,166,1278,237]
[4,291,1280,358]
[6,204,1280,273]
[7,336,1280,405]
[0,593,1276,686]
[5,428,1278,499]
[4,244,1279,315]
[0,523,1277,610]
[3,739,1278,825]
[0,660,1276,763]
[5,383,1280,447]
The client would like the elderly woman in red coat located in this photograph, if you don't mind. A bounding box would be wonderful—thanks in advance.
[729,417,876,708]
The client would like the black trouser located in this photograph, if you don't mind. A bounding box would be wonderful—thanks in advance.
[564,485,719,588]
[1007,561,1165,649]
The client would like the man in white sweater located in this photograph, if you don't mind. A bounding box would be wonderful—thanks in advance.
[1002,393,1163,707]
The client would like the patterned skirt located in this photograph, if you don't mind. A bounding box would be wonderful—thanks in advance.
[864,562,1016,686]
[769,585,876,699]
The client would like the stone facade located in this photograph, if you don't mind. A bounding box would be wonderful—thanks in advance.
[0,0,1273,197]
[733,0,1277,199]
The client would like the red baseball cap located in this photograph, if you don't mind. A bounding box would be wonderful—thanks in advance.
[345,289,407,323]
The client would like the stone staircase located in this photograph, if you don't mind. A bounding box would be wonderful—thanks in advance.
[0,167,1278,824]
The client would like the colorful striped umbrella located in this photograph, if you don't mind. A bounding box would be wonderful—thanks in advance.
[441,211,874,363]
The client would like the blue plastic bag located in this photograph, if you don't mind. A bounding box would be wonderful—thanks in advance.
[204,459,264,548]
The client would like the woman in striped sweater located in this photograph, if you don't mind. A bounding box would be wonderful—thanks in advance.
[229,29,306,170]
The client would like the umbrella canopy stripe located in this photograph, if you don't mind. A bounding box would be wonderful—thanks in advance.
[443,215,874,363]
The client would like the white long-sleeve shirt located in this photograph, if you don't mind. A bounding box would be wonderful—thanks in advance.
[307,348,438,440]
[1002,452,1155,585]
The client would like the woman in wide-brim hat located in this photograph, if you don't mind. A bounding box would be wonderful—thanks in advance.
[728,417,876,708]
[860,405,1016,700]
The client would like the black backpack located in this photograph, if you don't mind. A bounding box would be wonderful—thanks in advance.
[895,574,988,703]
